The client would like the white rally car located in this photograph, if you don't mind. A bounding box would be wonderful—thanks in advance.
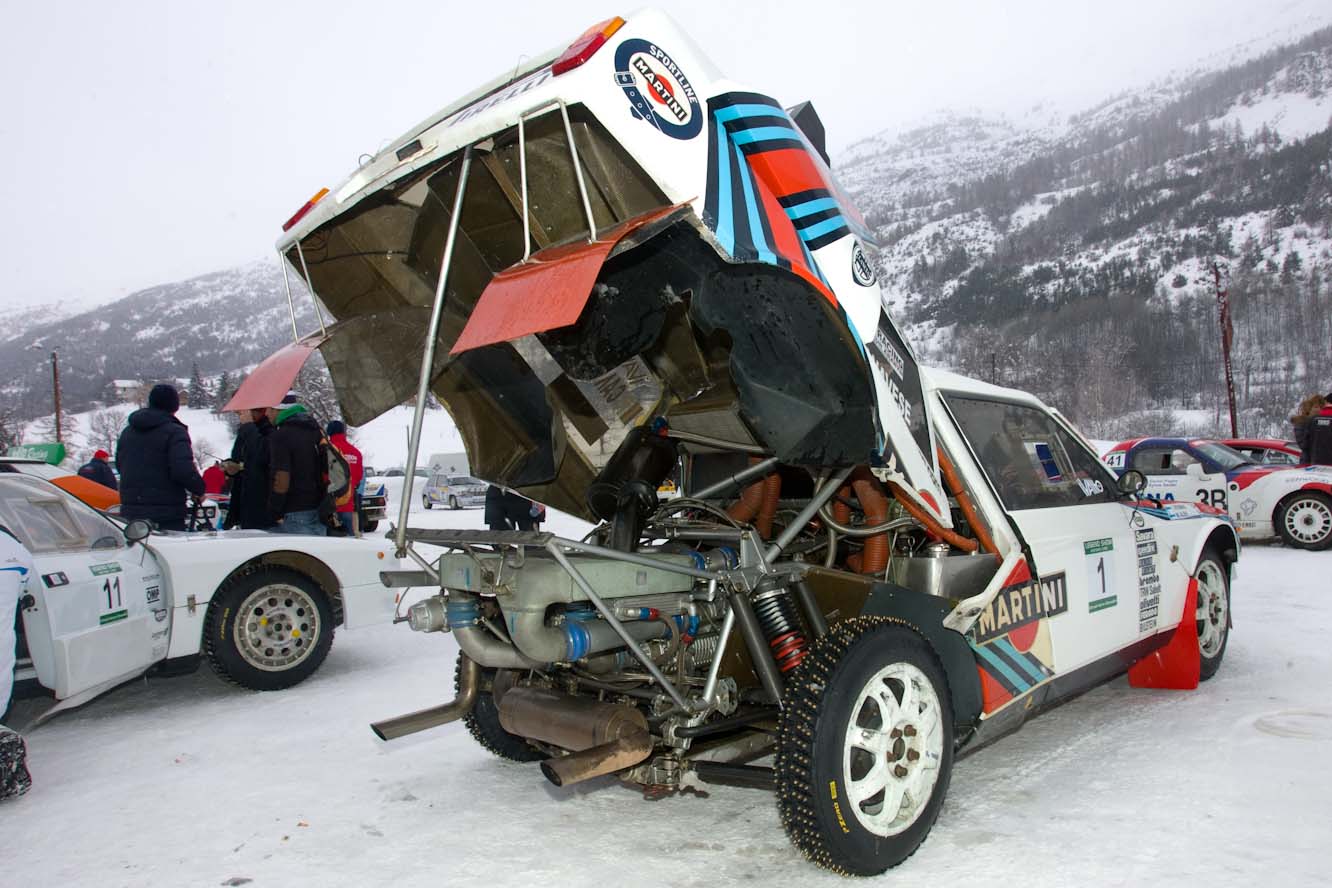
[1104,437,1332,550]
[2,472,400,718]
[274,8,1244,873]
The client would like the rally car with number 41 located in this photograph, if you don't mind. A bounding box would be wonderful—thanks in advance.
[1104,437,1332,550]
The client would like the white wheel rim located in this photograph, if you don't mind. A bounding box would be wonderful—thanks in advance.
[1195,561,1228,658]
[1284,498,1332,545]
[235,583,321,672]
[841,661,945,837]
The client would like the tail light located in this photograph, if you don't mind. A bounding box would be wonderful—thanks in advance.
[282,187,330,232]
[552,16,625,75]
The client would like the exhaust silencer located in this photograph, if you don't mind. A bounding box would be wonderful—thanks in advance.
[370,654,480,741]
[540,728,652,787]
[497,685,653,786]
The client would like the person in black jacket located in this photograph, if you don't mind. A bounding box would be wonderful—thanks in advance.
[1306,395,1332,466]
[267,402,328,535]
[76,449,118,490]
[115,384,205,531]
[222,407,277,530]
[484,485,540,532]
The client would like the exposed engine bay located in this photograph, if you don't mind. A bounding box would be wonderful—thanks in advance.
[375,426,1000,795]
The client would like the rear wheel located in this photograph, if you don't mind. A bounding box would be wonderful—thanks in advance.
[1195,551,1230,680]
[423,495,433,510]
[458,653,542,762]
[1276,492,1332,550]
[203,567,334,691]
[776,617,954,876]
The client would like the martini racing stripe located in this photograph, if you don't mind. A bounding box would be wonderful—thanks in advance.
[989,637,1053,684]
[970,636,1055,699]
[972,643,1030,696]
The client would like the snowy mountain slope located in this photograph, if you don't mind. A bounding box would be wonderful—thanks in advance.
[837,25,1332,437]
[2,261,319,419]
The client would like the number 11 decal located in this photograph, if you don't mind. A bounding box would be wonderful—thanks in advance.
[102,576,122,608]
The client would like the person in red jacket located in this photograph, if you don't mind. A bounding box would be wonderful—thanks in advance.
[202,460,227,497]
[325,421,364,536]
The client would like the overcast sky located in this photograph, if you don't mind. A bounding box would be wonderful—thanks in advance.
[2,0,1329,312]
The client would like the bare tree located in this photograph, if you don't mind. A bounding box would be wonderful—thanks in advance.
[87,407,129,455]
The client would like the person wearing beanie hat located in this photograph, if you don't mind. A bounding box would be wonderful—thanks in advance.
[325,420,364,536]
[77,448,118,491]
[266,399,329,535]
[148,383,181,414]
[115,383,205,531]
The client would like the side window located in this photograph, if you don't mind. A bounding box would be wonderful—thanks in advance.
[1265,450,1297,466]
[1169,449,1200,473]
[946,396,1117,510]
[1131,448,1195,475]
[0,476,121,553]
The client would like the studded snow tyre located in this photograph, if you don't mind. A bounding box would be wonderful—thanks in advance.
[203,566,335,691]
[457,653,543,762]
[776,617,954,876]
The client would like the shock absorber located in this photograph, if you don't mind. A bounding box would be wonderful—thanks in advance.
[751,581,808,673]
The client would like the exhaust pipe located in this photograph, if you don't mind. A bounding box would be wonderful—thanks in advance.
[541,728,652,787]
[497,685,653,786]
[370,654,480,741]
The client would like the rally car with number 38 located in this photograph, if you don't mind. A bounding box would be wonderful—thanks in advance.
[274,9,1241,875]
[1104,437,1332,550]
[2,472,400,720]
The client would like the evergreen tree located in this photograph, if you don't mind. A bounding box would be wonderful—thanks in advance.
[187,362,210,409]
[212,370,233,414]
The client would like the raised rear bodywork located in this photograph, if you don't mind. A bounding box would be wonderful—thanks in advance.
[275,10,1239,875]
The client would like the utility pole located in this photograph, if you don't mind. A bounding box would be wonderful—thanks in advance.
[1211,263,1238,438]
[28,344,63,443]
[51,349,62,443]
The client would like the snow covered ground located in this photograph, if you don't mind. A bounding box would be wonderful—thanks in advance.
[4,544,1329,886]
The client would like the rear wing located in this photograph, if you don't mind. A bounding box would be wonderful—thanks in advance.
[273,8,946,523]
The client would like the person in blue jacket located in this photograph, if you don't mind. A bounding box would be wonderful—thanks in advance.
[115,384,205,531]
[77,449,118,490]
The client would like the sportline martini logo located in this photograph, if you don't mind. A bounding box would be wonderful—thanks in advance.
[613,38,702,140]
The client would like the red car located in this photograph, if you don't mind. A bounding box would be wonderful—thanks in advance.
[1222,439,1301,466]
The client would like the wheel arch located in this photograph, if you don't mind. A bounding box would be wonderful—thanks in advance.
[859,581,983,733]
[211,552,345,627]
[1199,524,1240,567]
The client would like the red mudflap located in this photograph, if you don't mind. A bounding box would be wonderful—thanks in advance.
[1128,577,1200,690]
[450,203,686,356]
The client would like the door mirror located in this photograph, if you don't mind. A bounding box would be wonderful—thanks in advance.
[1184,461,1207,480]
[1117,469,1147,497]
[124,519,153,544]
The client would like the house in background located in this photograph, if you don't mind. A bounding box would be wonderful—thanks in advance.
[110,379,142,403]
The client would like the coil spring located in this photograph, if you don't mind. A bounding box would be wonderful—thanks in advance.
[753,588,808,673]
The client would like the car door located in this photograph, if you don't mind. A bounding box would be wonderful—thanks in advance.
[0,475,167,700]
[945,397,1142,676]
[1128,445,1189,503]
[1179,448,1229,513]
